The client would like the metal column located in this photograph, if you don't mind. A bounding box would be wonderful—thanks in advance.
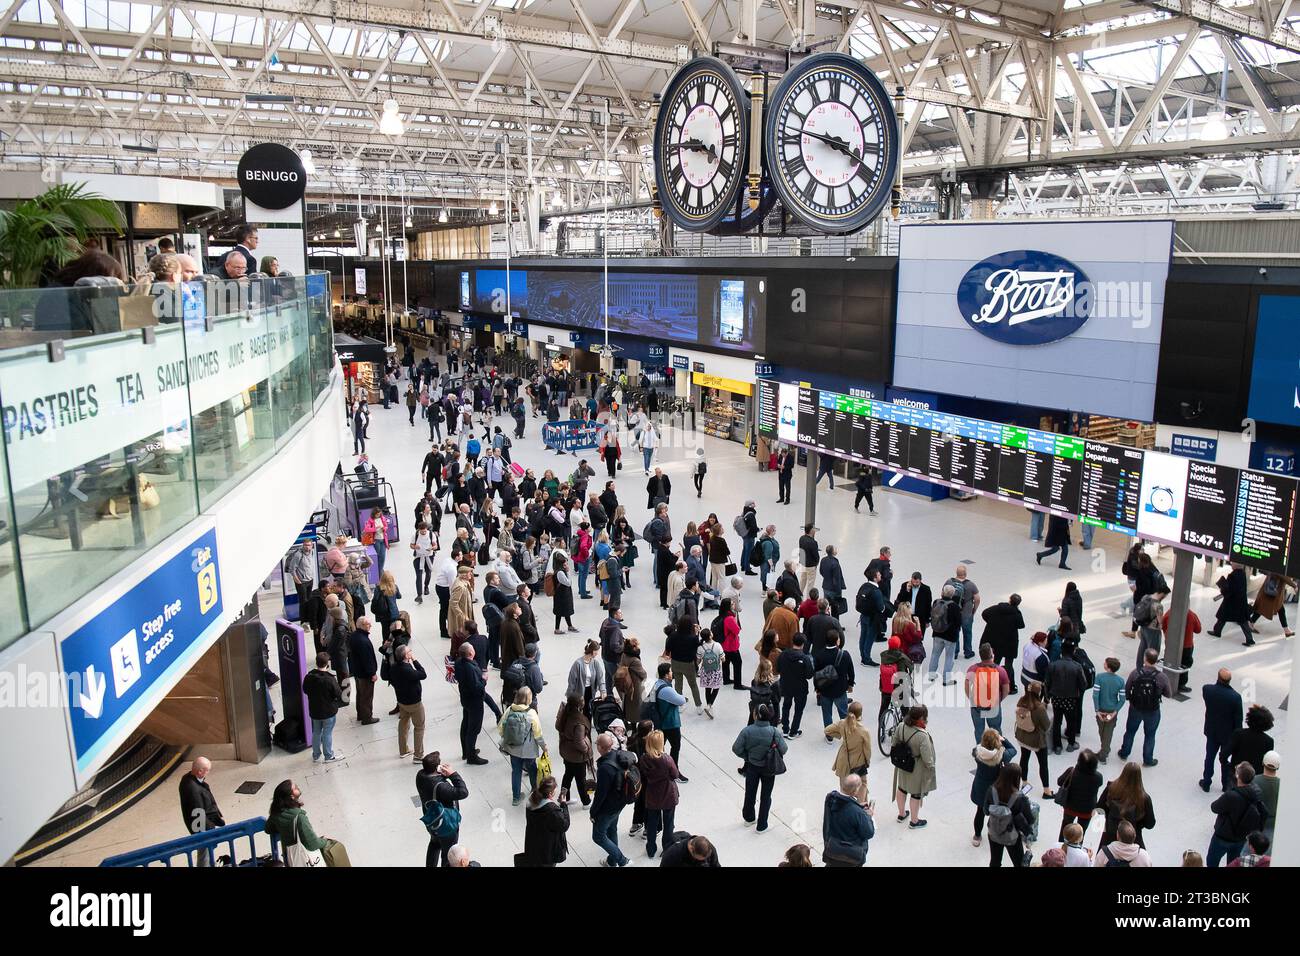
[804,450,818,529]
[1162,548,1196,700]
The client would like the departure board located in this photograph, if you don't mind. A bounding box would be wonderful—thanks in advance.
[1079,441,1144,534]
[754,379,1300,567]
[1232,469,1297,575]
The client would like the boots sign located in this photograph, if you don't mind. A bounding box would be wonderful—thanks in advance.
[236,143,306,209]
[956,249,1092,346]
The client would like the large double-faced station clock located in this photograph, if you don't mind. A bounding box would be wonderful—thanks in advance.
[653,56,750,233]
[653,52,900,236]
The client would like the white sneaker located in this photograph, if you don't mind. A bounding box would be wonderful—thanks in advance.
[696,706,704,716]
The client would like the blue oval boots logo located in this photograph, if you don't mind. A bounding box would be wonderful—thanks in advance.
[957,250,1091,345]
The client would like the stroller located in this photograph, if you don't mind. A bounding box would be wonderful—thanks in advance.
[591,696,625,734]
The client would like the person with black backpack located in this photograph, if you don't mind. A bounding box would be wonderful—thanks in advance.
[590,732,637,868]
[732,703,788,832]
[890,705,936,830]
[1208,762,1270,866]
[1118,649,1172,767]
[813,629,855,738]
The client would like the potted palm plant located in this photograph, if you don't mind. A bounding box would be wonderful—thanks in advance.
[0,182,124,289]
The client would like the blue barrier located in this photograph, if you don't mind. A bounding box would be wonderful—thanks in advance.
[541,419,606,455]
[101,816,280,867]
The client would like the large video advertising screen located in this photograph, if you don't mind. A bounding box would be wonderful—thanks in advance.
[468,266,766,354]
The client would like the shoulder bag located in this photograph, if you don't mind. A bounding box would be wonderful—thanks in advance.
[763,728,787,777]
[285,813,325,868]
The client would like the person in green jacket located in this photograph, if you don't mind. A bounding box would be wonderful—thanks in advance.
[732,704,788,832]
[264,780,343,865]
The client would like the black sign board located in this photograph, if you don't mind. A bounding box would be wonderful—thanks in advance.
[237,143,307,209]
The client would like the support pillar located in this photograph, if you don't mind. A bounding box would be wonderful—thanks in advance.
[1162,548,1196,700]
[1273,636,1300,865]
[804,450,818,529]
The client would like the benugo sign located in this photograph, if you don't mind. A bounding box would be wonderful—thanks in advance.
[692,371,754,396]
[0,304,308,491]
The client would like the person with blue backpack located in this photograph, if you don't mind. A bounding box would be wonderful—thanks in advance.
[416,753,468,868]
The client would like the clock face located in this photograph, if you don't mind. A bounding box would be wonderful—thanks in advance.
[764,53,899,235]
[654,57,749,232]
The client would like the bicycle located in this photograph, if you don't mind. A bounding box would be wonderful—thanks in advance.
[877,672,916,756]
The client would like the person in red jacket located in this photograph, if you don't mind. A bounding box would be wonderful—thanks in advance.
[1162,607,1202,694]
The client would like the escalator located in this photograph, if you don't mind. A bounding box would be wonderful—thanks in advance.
[10,732,186,865]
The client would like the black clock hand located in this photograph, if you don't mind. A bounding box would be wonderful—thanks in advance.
[673,139,718,161]
[799,129,863,164]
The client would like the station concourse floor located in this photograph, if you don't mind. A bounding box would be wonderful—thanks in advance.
[36,389,1291,867]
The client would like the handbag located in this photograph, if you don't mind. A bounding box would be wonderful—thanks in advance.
[285,813,325,868]
[1053,766,1074,807]
[536,751,553,786]
[361,528,375,546]
[763,728,787,776]
[724,562,738,576]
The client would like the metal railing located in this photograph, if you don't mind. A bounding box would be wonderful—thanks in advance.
[100,816,280,867]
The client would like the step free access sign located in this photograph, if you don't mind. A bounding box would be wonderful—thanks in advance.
[60,527,224,775]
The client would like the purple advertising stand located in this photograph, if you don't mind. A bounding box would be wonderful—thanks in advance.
[275,618,312,751]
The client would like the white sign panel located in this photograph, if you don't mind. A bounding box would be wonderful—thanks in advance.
[354,268,367,296]
[895,219,1173,420]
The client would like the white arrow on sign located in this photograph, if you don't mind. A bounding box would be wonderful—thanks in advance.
[79,665,106,719]
[69,473,89,502]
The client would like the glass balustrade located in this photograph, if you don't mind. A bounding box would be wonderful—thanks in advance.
[0,272,337,649]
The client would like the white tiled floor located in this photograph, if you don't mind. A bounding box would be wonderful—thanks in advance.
[36,375,1292,867]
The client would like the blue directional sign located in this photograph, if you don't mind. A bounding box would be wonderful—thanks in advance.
[61,528,224,773]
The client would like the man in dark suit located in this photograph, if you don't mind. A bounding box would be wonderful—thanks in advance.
[225,224,258,273]
[1201,668,1243,792]
[348,617,380,725]
[645,467,671,509]
[896,572,932,636]
[454,644,490,765]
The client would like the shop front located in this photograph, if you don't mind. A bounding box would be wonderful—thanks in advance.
[692,371,754,443]
[334,334,388,404]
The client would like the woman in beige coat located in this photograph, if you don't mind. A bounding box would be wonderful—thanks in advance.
[890,704,936,829]
[825,700,873,804]
[447,566,476,639]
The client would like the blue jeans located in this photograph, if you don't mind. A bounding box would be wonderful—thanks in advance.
[760,561,772,589]
[819,693,848,730]
[960,618,974,656]
[927,637,958,680]
[642,448,654,471]
[311,716,336,760]
[645,807,676,858]
[592,811,628,866]
[1119,707,1161,764]
[1081,522,1096,549]
[740,535,755,572]
[509,755,538,800]
[1206,835,1244,868]
[971,705,1003,741]
[576,559,591,597]
[373,539,387,578]
[1029,510,1044,541]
